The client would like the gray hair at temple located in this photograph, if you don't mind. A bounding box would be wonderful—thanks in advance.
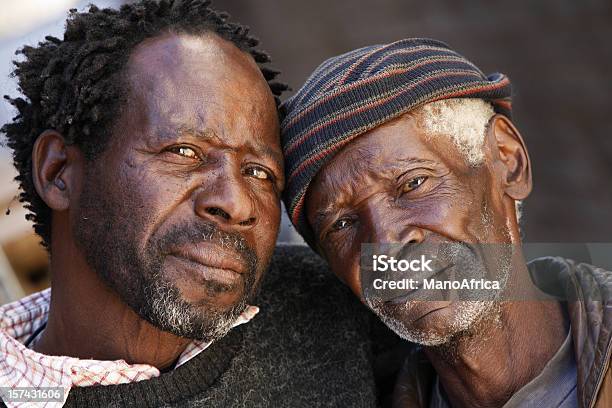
[412,98,523,224]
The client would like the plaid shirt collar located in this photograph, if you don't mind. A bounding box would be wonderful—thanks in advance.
[0,288,257,408]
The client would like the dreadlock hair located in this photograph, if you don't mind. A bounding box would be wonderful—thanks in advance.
[1,0,288,248]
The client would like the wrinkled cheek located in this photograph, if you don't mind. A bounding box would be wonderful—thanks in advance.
[117,168,186,252]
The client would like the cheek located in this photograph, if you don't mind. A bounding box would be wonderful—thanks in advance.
[247,194,281,261]
[112,161,189,247]
[463,173,510,242]
[402,199,470,239]
[256,196,281,232]
[402,186,489,243]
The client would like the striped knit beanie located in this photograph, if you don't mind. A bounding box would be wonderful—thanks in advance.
[281,38,512,246]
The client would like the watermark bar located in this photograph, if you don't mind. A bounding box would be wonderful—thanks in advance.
[0,387,64,403]
[361,242,612,302]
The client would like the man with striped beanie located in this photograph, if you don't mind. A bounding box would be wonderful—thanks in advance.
[281,38,612,407]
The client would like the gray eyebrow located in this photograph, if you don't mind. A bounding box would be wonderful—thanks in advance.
[392,157,438,178]
[395,157,437,166]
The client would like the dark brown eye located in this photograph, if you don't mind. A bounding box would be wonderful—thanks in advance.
[168,146,198,159]
[245,166,272,181]
[331,217,353,231]
[402,176,427,193]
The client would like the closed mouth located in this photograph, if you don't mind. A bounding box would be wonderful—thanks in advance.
[168,255,243,288]
[170,242,246,275]
[167,242,249,287]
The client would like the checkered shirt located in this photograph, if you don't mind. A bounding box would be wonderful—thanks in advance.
[0,288,257,408]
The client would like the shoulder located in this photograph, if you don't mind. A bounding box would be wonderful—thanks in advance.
[265,244,350,294]
[528,256,612,301]
[259,244,367,326]
[242,244,379,406]
[267,244,335,283]
[241,244,404,407]
[261,244,403,355]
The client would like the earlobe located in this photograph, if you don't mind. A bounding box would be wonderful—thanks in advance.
[32,130,73,211]
[488,115,532,200]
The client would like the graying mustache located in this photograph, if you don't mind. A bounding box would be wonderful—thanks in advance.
[157,222,253,263]
[195,227,248,252]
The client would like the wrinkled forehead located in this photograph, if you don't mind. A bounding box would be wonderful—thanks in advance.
[309,113,471,201]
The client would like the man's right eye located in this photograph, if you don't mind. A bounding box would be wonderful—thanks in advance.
[167,146,199,160]
[331,217,353,232]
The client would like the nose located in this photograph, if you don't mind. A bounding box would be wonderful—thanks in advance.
[399,225,425,244]
[362,202,425,245]
[362,202,400,244]
[194,171,257,229]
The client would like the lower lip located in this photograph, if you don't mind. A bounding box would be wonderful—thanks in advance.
[168,255,242,286]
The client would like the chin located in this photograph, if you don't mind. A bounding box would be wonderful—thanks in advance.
[141,284,248,342]
[163,257,253,309]
[174,279,246,311]
[367,299,495,346]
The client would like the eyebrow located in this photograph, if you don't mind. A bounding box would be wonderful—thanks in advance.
[176,127,221,143]
[312,207,333,235]
[253,144,284,174]
[395,157,437,166]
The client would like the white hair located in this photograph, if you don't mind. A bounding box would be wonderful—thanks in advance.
[413,98,523,225]
[414,98,493,166]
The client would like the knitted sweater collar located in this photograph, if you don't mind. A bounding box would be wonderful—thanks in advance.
[64,324,245,407]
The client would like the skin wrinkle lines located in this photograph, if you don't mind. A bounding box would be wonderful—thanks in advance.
[306,97,566,408]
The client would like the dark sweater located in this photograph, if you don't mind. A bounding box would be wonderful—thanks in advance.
[61,245,388,407]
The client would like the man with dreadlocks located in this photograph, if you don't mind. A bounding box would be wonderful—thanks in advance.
[0,1,385,406]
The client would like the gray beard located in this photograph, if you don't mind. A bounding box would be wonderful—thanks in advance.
[366,298,500,346]
[365,242,512,347]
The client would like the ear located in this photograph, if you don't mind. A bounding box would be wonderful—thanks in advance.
[486,115,532,200]
[32,130,80,211]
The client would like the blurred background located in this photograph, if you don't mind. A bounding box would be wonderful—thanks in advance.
[1,0,611,303]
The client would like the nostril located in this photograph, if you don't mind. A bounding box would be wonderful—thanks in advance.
[408,238,419,244]
[238,217,256,227]
[206,207,230,220]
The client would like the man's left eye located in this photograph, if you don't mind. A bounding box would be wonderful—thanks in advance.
[244,166,272,180]
[402,176,427,193]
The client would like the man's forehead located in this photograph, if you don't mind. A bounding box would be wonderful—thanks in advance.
[120,32,278,146]
[310,114,473,208]
[320,117,431,175]
[125,32,265,99]
[129,31,252,74]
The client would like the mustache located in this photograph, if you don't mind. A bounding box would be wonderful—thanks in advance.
[154,221,257,270]
[395,241,474,262]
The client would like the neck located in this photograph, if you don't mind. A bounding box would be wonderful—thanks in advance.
[423,261,568,408]
[32,223,190,370]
